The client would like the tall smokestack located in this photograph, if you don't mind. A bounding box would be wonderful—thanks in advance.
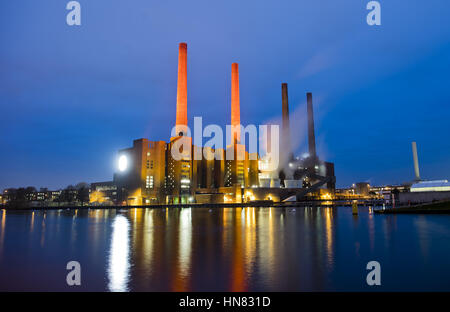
[281,83,292,158]
[175,43,188,136]
[231,63,240,144]
[411,141,421,181]
[307,92,316,159]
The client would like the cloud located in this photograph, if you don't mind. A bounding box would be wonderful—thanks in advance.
[296,49,335,80]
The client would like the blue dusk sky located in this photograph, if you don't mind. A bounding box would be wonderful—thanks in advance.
[0,0,449,190]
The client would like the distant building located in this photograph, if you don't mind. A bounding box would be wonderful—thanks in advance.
[1,188,69,207]
[355,182,370,196]
[410,180,450,192]
[49,191,62,201]
[114,139,166,205]
[369,184,409,204]
[90,181,118,204]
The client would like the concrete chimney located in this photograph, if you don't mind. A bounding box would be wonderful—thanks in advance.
[411,141,421,181]
[231,63,240,144]
[175,43,188,136]
[281,83,292,158]
[307,92,317,159]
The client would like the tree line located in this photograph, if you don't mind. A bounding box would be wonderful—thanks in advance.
[2,183,90,208]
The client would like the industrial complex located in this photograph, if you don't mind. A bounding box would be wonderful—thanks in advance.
[100,42,336,205]
[2,43,449,209]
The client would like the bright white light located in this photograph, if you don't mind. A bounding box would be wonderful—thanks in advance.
[118,155,128,172]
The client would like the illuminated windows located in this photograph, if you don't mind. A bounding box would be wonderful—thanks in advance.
[146,176,154,189]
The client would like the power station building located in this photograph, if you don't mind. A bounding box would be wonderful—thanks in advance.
[109,43,335,205]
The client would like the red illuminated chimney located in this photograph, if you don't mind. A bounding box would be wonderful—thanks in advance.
[175,43,188,136]
[231,63,240,144]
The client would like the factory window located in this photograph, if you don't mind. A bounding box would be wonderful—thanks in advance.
[146,175,154,189]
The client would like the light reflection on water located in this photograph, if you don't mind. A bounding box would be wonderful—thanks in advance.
[0,210,5,257]
[107,214,130,292]
[0,207,450,291]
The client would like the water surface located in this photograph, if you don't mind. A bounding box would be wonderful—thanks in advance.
[1,207,449,291]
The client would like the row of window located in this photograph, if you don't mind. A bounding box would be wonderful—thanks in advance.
[146,176,154,189]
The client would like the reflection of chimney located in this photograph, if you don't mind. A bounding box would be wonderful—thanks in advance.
[281,83,292,158]
[307,92,317,159]
[175,43,188,136]
[411,141,421,181]
[231,63,240,144]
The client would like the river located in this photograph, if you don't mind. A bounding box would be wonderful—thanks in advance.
[0,207,449,291]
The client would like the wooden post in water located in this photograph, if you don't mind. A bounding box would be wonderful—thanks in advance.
[352,201,358,215]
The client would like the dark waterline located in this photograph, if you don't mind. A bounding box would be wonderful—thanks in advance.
[0,207,450,291]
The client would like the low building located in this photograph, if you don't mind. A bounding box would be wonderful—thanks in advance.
[369,184,409,204]
[90,181,118,205]
[355,182,370,196]
[49,191,62,201]
[410,180,450,192]
[398,190,450,204]
[396,180,450,205]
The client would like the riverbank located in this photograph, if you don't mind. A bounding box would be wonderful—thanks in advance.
[1,199,384,210]
[375,200,450,214]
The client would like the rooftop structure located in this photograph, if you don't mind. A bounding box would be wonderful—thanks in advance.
[411,180,450,192]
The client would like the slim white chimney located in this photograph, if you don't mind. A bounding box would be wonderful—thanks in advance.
[411,141,421,181]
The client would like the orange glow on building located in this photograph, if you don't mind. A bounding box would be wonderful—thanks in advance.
[90,190,106,204]
[175,42,188,136]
